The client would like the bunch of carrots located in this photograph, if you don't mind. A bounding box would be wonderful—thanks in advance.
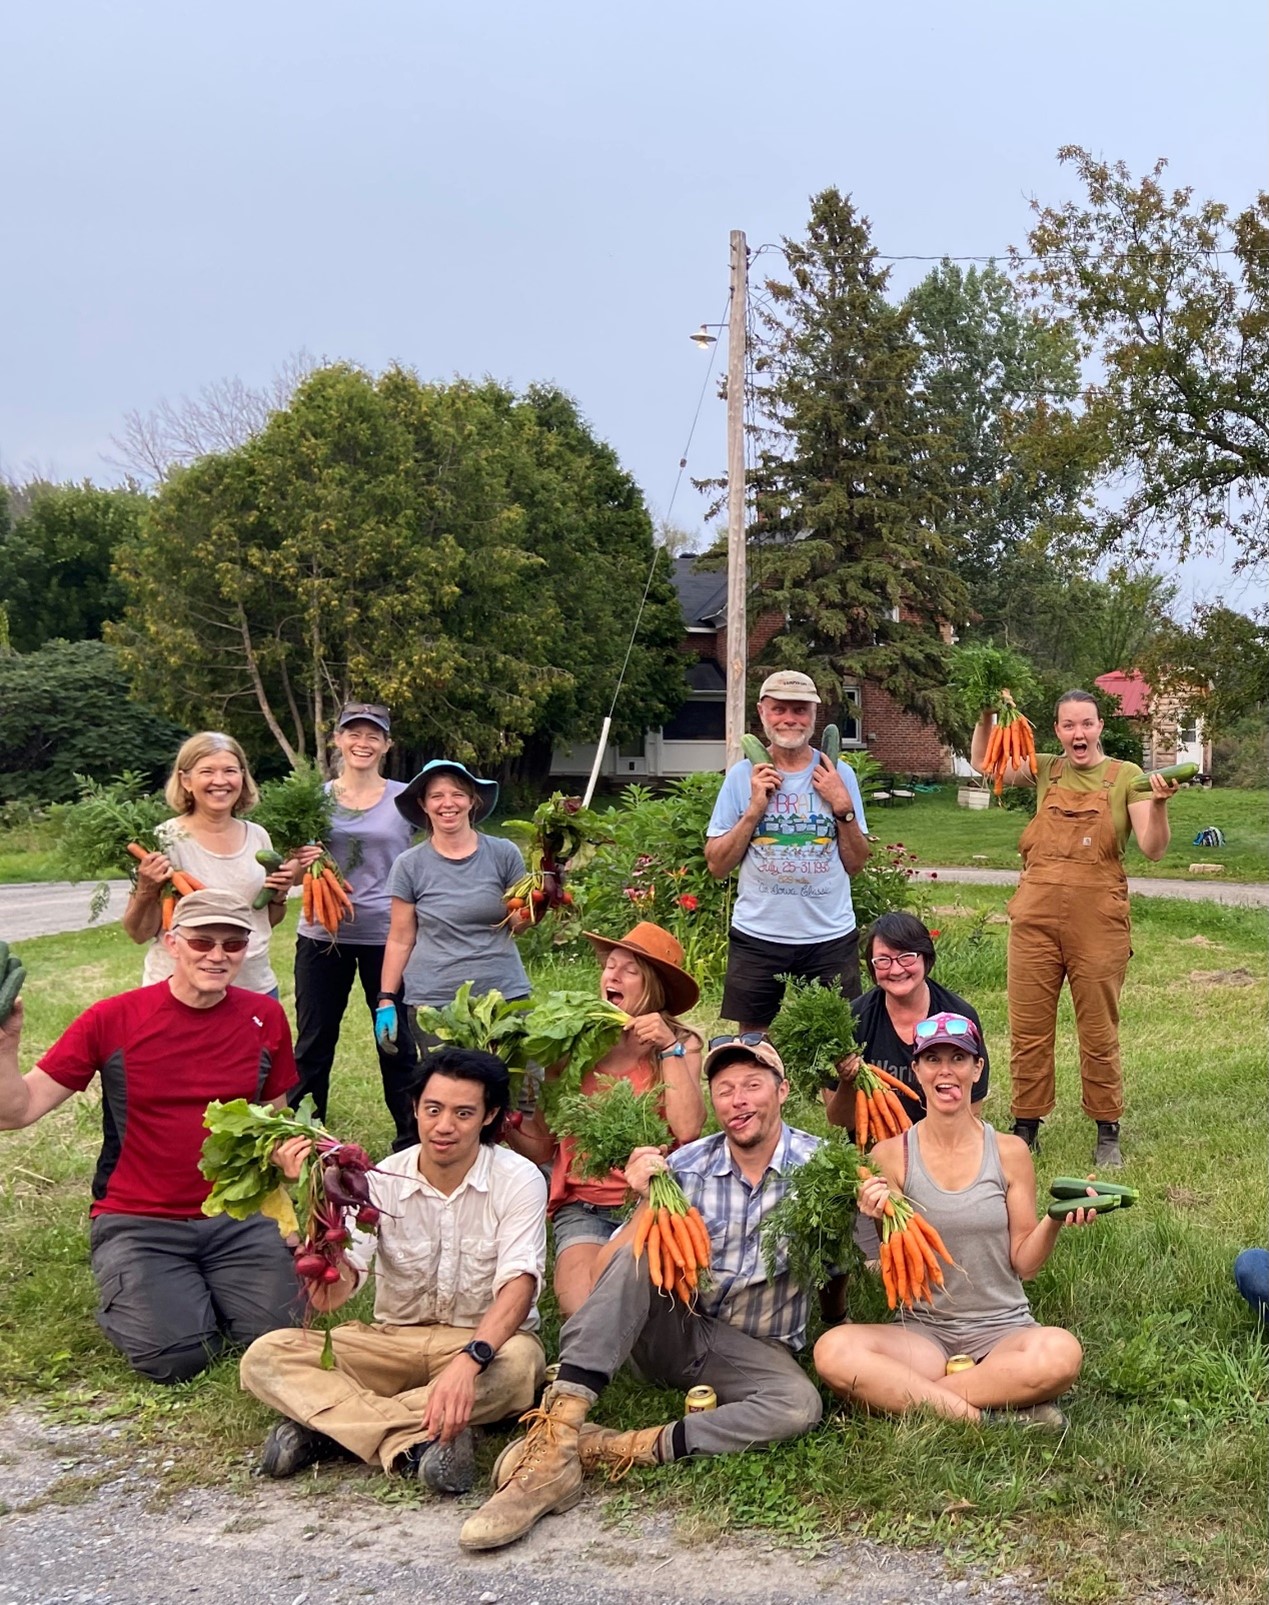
[860,1164,958,1312]
[303,853,354,938]
[127,842,207,931]
[852,1061,918,1148]
[633,1170,712,1306]
[981,689,1038,795]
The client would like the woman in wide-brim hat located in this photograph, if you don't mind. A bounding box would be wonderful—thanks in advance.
[507,920,705,1318]
[376,759,531,1057]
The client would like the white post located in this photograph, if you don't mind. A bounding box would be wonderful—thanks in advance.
[724,229,748,768]
[581,715,612,809]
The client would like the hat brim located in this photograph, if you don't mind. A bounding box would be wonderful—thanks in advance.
[584,931,700,1016]
[337,713,391,734]
[703,1042,785,1081]
[912,1031,981,1058]
[395,763,499,832]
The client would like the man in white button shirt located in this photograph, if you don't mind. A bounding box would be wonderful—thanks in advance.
[239,1047,547,1493]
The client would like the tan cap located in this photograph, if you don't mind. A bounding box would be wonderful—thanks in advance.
[169,889,254,933]
[703,1035,786,1082]
[758,670,820,703]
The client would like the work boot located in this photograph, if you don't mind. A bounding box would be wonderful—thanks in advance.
[1093,1121,1123,1168]
[396,1428,479,1494]
[1012,1118,1042,1153]
[458,1387,589,1552]
[258,1419,348,1478]
[490,1421,669,1489]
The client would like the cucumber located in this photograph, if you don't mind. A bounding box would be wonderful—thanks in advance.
[1050,1177,1139,1203]
[1047,1193,1123,1220]
[740,733,770,767]
[0,940,8,973]
[1131,762,1199,792]
[820,724,841,764]
[255,849,285,871]
[0,961,25,1023]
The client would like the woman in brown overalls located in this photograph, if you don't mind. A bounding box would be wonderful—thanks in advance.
[971,690,1178,1168]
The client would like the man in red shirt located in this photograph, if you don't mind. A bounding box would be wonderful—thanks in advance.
[0,890,301,1382]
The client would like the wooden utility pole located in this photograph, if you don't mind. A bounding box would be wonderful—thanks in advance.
[724,229,748,767]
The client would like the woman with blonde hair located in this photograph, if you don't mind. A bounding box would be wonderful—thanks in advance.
[507,922,705,1317]
[123,732,296,996]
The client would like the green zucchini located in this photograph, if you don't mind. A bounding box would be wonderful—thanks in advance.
[740,733,771,767]
[1130,762,1199,792]
[1050,1177,1139,1203]
[255,849,285,871]
[1047,1193,1123,1220]
[820,723,841,764]
[0,940,9,973]
[0,961,25,1023]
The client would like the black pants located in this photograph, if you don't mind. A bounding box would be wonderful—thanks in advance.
[292,936,417,1148]
[720,926,861,1028]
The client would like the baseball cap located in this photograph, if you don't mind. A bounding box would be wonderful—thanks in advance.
[911,1012,982,1057]
[703,1034,787,1082]
[337,702,391,734]
[758,670,821,704]
[169,889,254,933]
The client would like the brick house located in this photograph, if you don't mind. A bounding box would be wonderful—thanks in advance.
[551,556,953,782]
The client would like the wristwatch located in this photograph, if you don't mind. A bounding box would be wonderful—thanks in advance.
[833,808,857,824]
[658,1042,686,1060]
[461,1339,495,1372]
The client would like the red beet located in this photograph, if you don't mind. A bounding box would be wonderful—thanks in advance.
[355,1205,381,1229]
[293,1252,328,1281]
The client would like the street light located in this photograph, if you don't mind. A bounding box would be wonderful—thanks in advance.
[689,324,719,349]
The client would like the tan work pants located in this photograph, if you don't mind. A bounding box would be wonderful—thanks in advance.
[240,1321,545,1469]
[1006,878,1130,1123]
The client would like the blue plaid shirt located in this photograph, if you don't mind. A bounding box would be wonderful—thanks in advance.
[668,1123,822,1351]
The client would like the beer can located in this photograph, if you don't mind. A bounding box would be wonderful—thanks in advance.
[945,1354,975,1375]
[684,1385,717,1413]
[543,1364,560,1385]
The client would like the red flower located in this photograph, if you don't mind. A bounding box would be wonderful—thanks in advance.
[929,929,941,939]
[678,894,699,912]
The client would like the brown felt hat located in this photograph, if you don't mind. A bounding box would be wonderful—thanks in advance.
[584,921,700,1015]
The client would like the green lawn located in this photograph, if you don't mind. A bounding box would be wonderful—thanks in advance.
[866,784,1268,883]
[1,899,1266,1600]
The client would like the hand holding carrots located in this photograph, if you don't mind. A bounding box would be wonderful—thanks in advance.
[858,1164,959,1312]
[302,853,355,938]
[980,689,1038,796]
[632,1170,713,1308]
[131,848,174,895]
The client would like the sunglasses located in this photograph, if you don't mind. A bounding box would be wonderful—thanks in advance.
[340,702,390,722]
[177,933,250,955]
[708,1031,771,1052]
[913,1013,978,1044]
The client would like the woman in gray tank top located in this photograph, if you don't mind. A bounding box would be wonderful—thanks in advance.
[814,1012,1097,1428]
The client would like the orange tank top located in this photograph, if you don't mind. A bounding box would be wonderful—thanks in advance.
[546,1051,661,1215]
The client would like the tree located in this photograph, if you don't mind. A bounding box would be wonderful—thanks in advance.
[1138,602,1269,737]
[742,190,966,725]
[1021,148,1269,571]
[0,484,143,652]
[0,640,186,802]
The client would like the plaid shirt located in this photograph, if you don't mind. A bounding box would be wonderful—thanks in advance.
[668,1123,821,1351]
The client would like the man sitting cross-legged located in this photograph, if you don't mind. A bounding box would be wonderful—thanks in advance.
[240,1046,547,1494]
[458,1034,823,1552]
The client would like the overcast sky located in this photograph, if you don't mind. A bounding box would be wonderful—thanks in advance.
[2,1,1263,611]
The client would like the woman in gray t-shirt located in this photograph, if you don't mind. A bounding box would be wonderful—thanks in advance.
[379,761,530,1052]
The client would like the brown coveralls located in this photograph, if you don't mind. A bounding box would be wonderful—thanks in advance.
[1006,758,1130,1122]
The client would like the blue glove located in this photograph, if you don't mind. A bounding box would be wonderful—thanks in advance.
[375,999,398,1055]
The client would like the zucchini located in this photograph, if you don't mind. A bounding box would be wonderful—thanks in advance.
[255,849,285,871]
[0,960,25,1023]
[740,734,770,767]
[1047,1193,1123,1220]
[820,723,841,764]
[1131,762,1199,792]
[0,940,8,973]
[1050,1177,1139,1203]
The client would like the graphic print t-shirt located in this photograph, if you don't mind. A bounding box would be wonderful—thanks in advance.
[707,755,867,943]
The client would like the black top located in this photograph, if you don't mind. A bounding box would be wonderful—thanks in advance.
[846,978,989,1120]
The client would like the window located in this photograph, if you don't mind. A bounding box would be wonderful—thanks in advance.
[839,686,862,746]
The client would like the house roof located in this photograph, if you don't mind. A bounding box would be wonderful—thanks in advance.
[1095,670,1150,718]
[672,555,728,627]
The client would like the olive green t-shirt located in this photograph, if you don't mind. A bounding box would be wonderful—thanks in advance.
[1034,753,1145,854]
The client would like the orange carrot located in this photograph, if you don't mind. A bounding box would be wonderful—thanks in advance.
[302,874,315,923]
[878,1237,897,1311]
[659,1209,688,1277]
[160,892,176,930]
[647,1221,663,1290]
[909,1212,957,1268]
[632,1205,653,1265]
[683,1208,712,1267]
[889,1227,910,1306]
[169,872,198,898]
[126,842,148,863]
[882,1088,913,1132]
[855,1087,869,1147]
[322,866,353,915]
[901,1226,926,1292]
[869,1065,920,1102]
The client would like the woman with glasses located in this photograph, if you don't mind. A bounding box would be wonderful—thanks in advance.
[814,1012,1089,1429]
[505,922,704,1319]
[290,704,418,1149]
[122,732,297,997]
[824,912,988,1134]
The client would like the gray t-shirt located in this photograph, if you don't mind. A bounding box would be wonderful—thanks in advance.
[389,835,530,1007]
[297,780,414,948]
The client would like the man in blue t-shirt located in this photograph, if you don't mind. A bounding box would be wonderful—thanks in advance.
[705,671,870,1029]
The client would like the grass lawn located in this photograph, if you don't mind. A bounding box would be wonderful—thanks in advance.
[1,897,1266,1603]
[866,784,1268,883]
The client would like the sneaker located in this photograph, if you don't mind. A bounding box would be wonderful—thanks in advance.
[259,1419,346,1478]
[981,1402,1069,1432]
[1093,1121,1123,1168]
[1012,1118,1042,1153]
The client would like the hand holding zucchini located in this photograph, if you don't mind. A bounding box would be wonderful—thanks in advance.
[1047,1175,1138,1221]
[1131,763,1198,792]
[251,848,286,910]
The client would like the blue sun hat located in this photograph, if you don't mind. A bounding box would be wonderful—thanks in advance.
[395,760,499,832]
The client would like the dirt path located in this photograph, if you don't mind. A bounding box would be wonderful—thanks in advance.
[910,867,1268,908]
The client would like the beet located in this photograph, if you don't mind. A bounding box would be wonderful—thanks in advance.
[321,1263,344,1283]
[293,1252,328,1281]
[355,1205,381,1229]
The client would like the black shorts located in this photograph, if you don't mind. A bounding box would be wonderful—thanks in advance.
[720,927,861,1028]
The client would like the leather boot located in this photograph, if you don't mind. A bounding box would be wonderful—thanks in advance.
[458,1387,589,1552]
[491,1421,669,1489]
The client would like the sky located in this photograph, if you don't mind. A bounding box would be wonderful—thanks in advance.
[2,0,1264,614]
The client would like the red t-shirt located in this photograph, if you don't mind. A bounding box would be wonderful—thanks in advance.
[38,982,297,1219]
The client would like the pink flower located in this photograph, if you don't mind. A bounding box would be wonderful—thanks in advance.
[623,887,639,901]
[678,894,699,912]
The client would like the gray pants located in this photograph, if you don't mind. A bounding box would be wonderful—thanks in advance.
[90,1213,302,1384]
[559,1244,822,1457]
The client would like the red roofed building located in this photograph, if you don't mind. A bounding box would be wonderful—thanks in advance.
[1094,671,1211,774]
